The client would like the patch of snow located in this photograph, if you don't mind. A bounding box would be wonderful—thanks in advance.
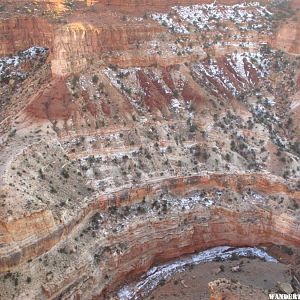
[170,98,183,112]
[103,67,147,113]
[193,60,238,96]
[0,46,48,79]
[151,13,189,34]
[160,191,217,212]
[173,2,272,32]
[227,52,248,82]
[264,97,276,107]
[243,190,267,204]
[118,246,277,300]
[193,51,271,98]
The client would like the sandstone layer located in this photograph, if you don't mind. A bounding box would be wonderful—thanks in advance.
[0,172,299,274]
[0,0,299,299]
[208,278,268,300]
[0,0,299,76]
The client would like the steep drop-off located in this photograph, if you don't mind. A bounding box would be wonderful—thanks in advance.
[0,1,299,299]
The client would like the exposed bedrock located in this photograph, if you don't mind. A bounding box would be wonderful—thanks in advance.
[1,183,299,299]
[0,1,299,299]
[272,13,300,56]
[0,173,299,287]
[95,208,300,299]
[90,0,266,8]
[50,23,167,76]
[208,278,267,300]
[0,0,299,77]
[18,198,300,299]
[0,16,53,56]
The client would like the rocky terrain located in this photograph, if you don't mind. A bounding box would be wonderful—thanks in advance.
[142,256,290,300]
[0,0,299,299]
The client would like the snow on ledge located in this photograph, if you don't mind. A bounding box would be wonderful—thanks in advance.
[118,246,277,300]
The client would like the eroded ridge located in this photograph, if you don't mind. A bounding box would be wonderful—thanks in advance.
[0,0,299,299]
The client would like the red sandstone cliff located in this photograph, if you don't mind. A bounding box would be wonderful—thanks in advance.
[273,12,300,55]
[0,1,299,299]
[0,17,53,56]
[0,0,299,77]
[0,172,299,273]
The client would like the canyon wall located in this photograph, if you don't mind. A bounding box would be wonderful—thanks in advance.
[99,209,298,297]
[0,0,299,77]
[92,0,263,8]
[39,202,300,299]
[51,23,164,75]
[0,16,166,75]
[273,14,300,56]
[1,172,299,299]
[0,17,53,56]
[0,173,299,273]
[0,2,299,298]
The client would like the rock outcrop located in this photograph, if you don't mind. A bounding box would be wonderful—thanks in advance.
[0,17,53,56]
[273,12,300,55]
[0,1,299,299]
[209,278,268,300]
[51,22,166,75]
[0,171,299,298]
[0,0,299,77]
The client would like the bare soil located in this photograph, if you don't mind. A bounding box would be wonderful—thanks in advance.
[145,258,291,300]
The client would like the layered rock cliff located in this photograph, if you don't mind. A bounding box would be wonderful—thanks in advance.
[0,159,300,296]
[0,0,299,299]
[273,12,300,55]
[0,0,299,77]
[0,17,53,56]
[0,171,300,299]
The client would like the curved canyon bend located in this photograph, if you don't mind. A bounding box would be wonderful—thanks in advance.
[0,0,299,299]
